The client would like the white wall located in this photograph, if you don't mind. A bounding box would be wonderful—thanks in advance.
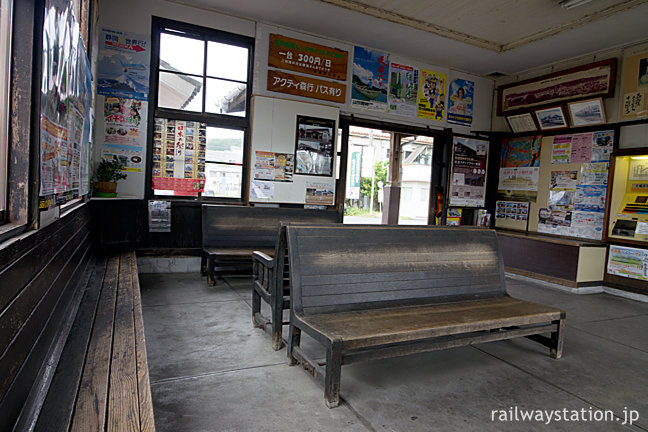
[95,0,494,199]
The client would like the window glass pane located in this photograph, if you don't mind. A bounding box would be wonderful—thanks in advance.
[206,127,243,164]
[205,78,246,116]
[207,41,248,81]
[157,71,203,112]
[159,33,204,76]
[203,163,242,197]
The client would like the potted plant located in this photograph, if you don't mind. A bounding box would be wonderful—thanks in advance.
[94,158,127,197]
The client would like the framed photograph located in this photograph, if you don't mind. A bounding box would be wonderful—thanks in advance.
[294,116,335,176]
[506,113,537,133]
[534,106,568,130]
[497,58,616,115]
[567,97,606,127]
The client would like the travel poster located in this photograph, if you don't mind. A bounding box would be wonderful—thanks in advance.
[98,29,150,100]
[500,135,542,167]
[608,245,648,281]
[417,69,446,121]
[351,47,389,111]
[447,79,474,126]
[449,137,488,207]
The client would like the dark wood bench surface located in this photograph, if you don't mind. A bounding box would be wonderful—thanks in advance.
[202,204,340,284]
[286,225,566,408]
[18,250,155,431]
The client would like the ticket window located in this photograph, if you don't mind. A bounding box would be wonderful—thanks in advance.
[608,153,648,242]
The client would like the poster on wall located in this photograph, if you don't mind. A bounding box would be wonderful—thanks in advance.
[580,163,609,185]
[253,151,294,182]
[352,47,389,111]
[100,97,146,171]
[500,135,542,167]
[388,62,419,116]
[495,201,529,221]
[620,52,648,120]
[151,118,206,195]
[97,28,149,100]
[449,137,488,207]
[294,116,335,176]
[569,132,593,163]
[608,245,648,280]
[39,2,93,209]
[305,182,335,205]
[498,135,542,202]
[447,79,474,126]
[551,135,572,164]
[548,170,577,211]
[574,185,607,213]
[417,69,446,121]
[267,70,346,104]
[592,131,613,162]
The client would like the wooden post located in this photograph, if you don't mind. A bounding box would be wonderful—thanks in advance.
[382,133,402,224]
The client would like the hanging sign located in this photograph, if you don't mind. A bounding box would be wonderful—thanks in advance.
[268,33,348,81]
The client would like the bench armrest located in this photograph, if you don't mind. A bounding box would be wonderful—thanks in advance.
[252,250,274,268]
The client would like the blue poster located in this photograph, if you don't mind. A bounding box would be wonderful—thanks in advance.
[447,79,474,126]
[98,29,150,100]
[352,47,389,111]
[575,185,606,212]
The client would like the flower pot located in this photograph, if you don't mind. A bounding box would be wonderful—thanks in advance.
[95,181,118,197]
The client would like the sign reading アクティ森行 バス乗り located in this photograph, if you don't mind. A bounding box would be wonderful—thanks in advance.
[268,34,348,81]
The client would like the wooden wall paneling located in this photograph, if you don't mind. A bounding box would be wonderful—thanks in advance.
[498,235,579,281]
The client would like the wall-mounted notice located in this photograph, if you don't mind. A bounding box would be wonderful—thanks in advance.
[295,116,335,176]
[608,245,648,280]
[496,201,529,221]
[569,132,593,163]
[253,151,294,182]
[447,79,474,126]
[548,170,578,211]
[101,97,145,172]
[580,163,609,185]
[148,200,171,233]
[151,118,206,195]
[268,33,348,81]
[388,62,419,116]
[620,52,648,121]
[267,70,346,104]
[500,135,542,167]
[352,47,389,111]
[417,69,446,121]
[346,151,361,200]
[305,182,334,205]
[449,137,488,207]
[551,135,571,164]
[592,131,613,162]
[98,29,149,100]
[250,180,275,200]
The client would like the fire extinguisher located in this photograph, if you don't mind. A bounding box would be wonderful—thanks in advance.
[435,193,443,225]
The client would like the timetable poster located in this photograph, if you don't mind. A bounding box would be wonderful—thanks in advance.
[152,118,206,195]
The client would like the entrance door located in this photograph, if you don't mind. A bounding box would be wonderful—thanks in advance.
[398,135,434,225]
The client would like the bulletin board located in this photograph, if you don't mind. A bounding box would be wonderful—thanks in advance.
[496,131,613,240]
[249,96,339,205]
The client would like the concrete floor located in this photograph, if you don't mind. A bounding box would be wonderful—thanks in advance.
[140,273,648,432]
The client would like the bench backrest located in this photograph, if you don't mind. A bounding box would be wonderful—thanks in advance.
[202,205,341,249]
[287,225,507,315]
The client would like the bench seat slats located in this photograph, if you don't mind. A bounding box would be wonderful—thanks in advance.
[203,248,275,256]
[299,296,563,350]
[70,255,120,432]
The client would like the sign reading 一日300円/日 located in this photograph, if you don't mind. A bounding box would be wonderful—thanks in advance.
[268,34,348,81]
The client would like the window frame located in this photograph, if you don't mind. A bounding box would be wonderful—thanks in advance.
[147,17,254,203]
[0,0,13,223]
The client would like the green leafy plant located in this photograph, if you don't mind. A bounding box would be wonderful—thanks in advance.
[95,159,127,182]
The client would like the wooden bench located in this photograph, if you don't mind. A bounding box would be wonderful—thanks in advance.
[202,204,340,285]
[285,225,566,408]
[252,221,341,351]
[14,249,155,431]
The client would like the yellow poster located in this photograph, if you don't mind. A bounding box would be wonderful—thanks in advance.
[417,69,446,121]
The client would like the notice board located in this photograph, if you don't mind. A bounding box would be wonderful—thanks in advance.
[249,96,339,205]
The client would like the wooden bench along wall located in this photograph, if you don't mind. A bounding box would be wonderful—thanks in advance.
[13,249,155,431]
[202,204,340,285]
[285,225,566,408]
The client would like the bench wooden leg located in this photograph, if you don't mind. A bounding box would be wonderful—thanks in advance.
[271,286,284,351]
[200,254,206,276]
[324,340,343,408]
[252,284,263,328]
[207,256,216,286]
[287,325,301,366]
[550,319,565,359]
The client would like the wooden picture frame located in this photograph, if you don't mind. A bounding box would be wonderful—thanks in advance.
[567,97,606,127]
[294,115,335,177]
[497,58,616,115]
[534,106,568,131]
[506,113,537,133]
